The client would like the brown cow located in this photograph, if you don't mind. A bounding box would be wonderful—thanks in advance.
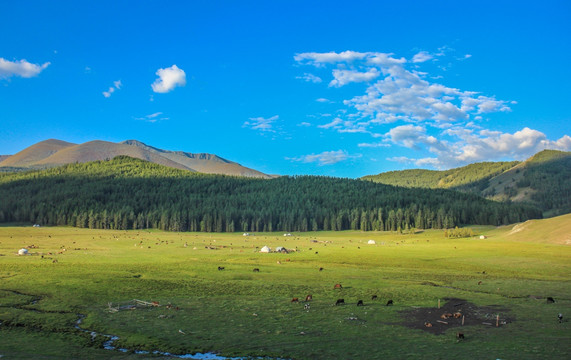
[441,313,453,319]
[334,283,343,289]
[305,294,313,301]
[291,297,299,303]
[453,312,462,319]
[457,332,465,339]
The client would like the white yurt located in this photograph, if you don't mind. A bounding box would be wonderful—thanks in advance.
[18,248,29,255]
[367,240,376,245]
[259,246,271,253]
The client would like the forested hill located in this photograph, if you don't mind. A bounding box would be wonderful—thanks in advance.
[0,156,541,232]
[362,150,571,217]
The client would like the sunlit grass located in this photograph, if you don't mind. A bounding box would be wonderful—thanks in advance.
[0,216,570,359]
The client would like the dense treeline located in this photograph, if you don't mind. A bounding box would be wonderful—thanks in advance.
[0,156,542,232]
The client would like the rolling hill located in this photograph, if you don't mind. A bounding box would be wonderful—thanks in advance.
[0,139,271,178]
[363,150,571,216]
[0,156,542,232]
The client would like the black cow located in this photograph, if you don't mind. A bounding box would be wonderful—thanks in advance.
[218,266,225,271]
[457,332,465,339]
[253,268,260,272]
[357,300,364,306]
[386,299,393,306]
[547,297,555,303]
[335,299,345,306]
[371,295,378,300]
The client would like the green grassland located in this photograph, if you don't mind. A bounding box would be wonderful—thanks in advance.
[1,215,570,359]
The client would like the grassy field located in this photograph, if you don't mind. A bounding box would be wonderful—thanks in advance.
[1,215,570,359]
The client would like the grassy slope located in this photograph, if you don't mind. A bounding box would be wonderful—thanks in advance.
[362,161,519,190]
[1,216,570,359]
[363,150,571,216]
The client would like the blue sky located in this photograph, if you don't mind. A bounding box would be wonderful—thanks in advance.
[1,0,570,178]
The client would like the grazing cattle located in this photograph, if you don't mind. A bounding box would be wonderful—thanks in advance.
[453,312,462,319]
[218,266,225,271]
[152,301,159,307]
[291,297,299,303]
[357,300,364,306]
[386,299,393,306]
[305,294,313,301]
[319,267,324,271]
[558,313,563,323]
[253,268,260,272]
[478,281,482,285]
[334,283,343,289]
[457,332,465,339]
[546,297,555,303]
[371,295,378,300]
[304,303,310,310]
[335,299,345,306]
[424,322,432,327]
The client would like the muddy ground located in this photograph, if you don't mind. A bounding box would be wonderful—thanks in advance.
[399,298,514,335]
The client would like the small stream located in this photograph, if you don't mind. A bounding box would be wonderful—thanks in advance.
[2,289,266,360]
[73,315,257,359]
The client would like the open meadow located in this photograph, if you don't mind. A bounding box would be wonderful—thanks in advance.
[1,215,570,359]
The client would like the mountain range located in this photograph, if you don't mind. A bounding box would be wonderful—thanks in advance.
[0,139,272,178]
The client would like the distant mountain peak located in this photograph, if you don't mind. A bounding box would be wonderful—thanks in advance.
[1,138,272,178]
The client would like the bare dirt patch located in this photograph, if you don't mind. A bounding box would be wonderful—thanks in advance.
[399,298,513,335]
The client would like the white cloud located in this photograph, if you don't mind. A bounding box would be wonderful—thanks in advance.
[316,98,331,103]
[412,51,433,63]
[151,65,186,93]
[296,73,322,83]
[329,68,380,87]
[294,51,368,65]
[287,150,360,165]
[102,80,122,98]
[244,115,279,132]
[134,112,169,123]
[0,58,50,79]
[296,49,570,170]
[298,122,311,127]
[358,142,390,148]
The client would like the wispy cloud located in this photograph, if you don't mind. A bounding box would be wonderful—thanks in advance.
[412,51,433,63]
[151,65,186,93]
[295,49,570,169]
[358,142,390,148]
[134,112,169,123]
[287,150,360,165]
[329,68,380,87]
[296,73,322,83]
[0,58,50,79]
[244,115,279,133]
[102,80,122,98]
